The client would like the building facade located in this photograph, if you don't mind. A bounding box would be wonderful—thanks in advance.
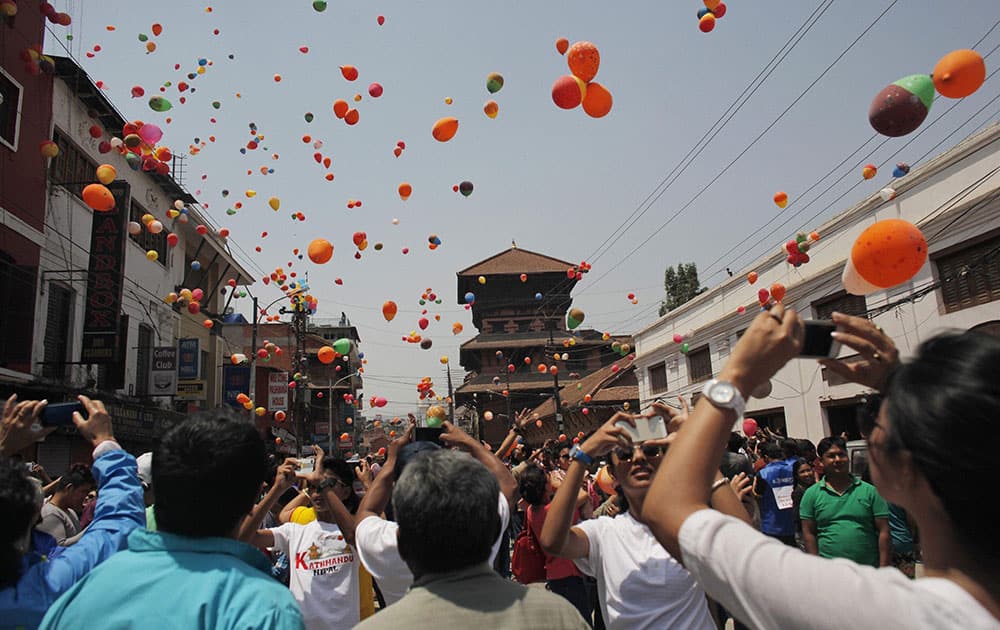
[633,122,1000,442]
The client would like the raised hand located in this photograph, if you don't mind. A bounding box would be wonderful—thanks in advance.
[0,395,53,455]
[819,311,900,390]
[74,396,115,448]
[580,412,636,458]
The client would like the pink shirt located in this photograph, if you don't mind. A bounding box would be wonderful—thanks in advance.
[527,504,582,581]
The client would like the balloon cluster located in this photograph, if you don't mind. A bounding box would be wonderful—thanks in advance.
[255,340,283,363]
[427,234,442,250]
[696,0,728,33]
[19,43,57,76]
[783,231,820,267]
[392,139,406,158]
[482,71,503,119]
[869,49,985,137]
[551,41,613,118]
[164,287,206,314]
[426,405,447,428]
[453,181,474,197]
[352,231,368,259]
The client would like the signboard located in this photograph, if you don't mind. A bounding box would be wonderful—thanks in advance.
[223,365,251,408]
[150,346,178,396]
[175,380,206,401]
[268,371,289,411]
[81,181,130,363]
[314,421,330,434]
[177,338,200,379]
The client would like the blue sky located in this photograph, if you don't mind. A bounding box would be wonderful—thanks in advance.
[50,0,999,416]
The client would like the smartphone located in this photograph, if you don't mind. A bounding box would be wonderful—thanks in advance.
[414,427,444,446]
[614,416,667,444]
[296,456,316,476]
[41,402,84,427]
[799,320,841,358]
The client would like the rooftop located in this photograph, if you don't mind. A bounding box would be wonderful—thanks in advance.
[457,246,576,277]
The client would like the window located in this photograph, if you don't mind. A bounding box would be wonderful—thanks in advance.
[43,284,74,379]
[50,129,98,200]
[130,201,169,267]
[648,363,668,393]
[135,325,153,396]
[0,251,37,372]
[934,233,1000,313]
[687,346,713,383]
[0,68,22,150]
[812,292,867,320]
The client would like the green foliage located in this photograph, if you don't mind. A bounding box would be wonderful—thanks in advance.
[658,263,706,316]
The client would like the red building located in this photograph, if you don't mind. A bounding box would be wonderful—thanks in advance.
[0,2,55,374]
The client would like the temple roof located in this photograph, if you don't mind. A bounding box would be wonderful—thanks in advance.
[457,247,576,277]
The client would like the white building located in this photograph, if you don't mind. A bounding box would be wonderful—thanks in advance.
[634,122,1000,442]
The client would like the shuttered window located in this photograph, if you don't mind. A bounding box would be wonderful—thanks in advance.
[813,292,867,320]
[648,363,668,393]
[135,324,153,396]
[688,346,713,384]
[43,285,73,379]
[50,129,98,200]
[935,235,1000,313]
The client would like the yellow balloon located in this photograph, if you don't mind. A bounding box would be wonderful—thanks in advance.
[96,164,116,185]
[269,196,280,211]
[146,250,159,262]
[440,356,449,364]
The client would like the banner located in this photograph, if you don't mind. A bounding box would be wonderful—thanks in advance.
[268,371,289,411]
[177,338,200,379]
[223,365,251,408]
[81,181,130,363]
[151,346,177,396]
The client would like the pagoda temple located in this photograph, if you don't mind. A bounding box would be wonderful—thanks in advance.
[454,246,633,446]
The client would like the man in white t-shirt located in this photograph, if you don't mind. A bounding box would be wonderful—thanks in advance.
[37,463,95,544]
[246,454,360,630]
[354,421,516,605]
[540,406,751,629]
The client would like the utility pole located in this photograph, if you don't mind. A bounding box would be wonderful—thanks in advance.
[249,296,258,420]
[327,374,334,455]
[290,303,308,456]
[446,364,455,423]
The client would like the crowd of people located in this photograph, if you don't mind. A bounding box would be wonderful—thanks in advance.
[1,309,997,628]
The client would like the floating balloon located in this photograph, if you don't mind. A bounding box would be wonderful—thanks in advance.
[742,418,758,437]
[773,191,788,208]
[861,164,878,180]
[566,41,600,82]
[848,219,927,292]
[699,13,716,33]
[486,72,504,94]
[581,81,613,118]
[398,182,412,200]
[432,117,459,142]
[307,238,333,264]
[932,49,986,99]
[333,337,352,355]
[148,96,172,112]
[673,333,684,344]
[382,300,397,322]
[318,346,336,364]
[333,99,349,119]
[426,405,446,428]
[483,100,498,119]
[464,292,475,304]
[747,271,758,284]
[567,307,585,330]
[879,187,897,201]
[269,196,280,211]
[368,82,383,98]
[552,74,586,109]
[82,184,115,211]
[892,163,911,178]
[340,65,358,81]
[555,37,569,55]
[770,282,786,302]
[377,15,385,25]
[459,181,474,197]
[868,74,934,137]
[452,322,463,335]
[39,140,59,158]
[95,164,116,185]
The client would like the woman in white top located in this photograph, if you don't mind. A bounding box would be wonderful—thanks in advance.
[643,306,1000,629]
[539,410,751,629]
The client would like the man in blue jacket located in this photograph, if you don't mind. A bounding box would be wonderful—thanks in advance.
[753,441,797,545]
[40,410,304,629]
[0,395,145,629]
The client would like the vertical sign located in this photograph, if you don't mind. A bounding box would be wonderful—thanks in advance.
[151,346,178,395]
[81,181,130,363]
[223,365,251,408]
[177,338,200,379]
[268,371,289,411]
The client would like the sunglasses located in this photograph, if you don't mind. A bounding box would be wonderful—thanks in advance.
[614,443,665,462]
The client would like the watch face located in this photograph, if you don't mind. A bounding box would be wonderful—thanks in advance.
[710,382,735,405]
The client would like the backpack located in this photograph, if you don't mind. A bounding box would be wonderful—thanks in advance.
[511,508,547,584]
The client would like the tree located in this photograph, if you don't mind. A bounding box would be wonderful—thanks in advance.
[659,262,706,316]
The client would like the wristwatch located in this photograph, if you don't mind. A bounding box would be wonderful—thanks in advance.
[569,444,593,466]
[701,379,746,419]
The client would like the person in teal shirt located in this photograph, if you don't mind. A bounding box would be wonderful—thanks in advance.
[800,437,891,567]
[41,413,303,630]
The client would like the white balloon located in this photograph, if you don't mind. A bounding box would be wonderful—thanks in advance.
[842,257,880,296]
[879,187,897,201]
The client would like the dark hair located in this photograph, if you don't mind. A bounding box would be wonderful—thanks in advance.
[760,441,784,461]
[727,432,745,453]
[780,438,799,460]
[56,463,95,491]
[884,330,1000,563]
[321,456,360,513]
[816,436,846,457]
[796,439,817,461]
[518,464,548,507]
[393,450,499,575]
[0,457,41,588]
[153,410,267,538]
[792,458,812,485]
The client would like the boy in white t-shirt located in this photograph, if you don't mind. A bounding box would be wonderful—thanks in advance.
[245,452,360,630]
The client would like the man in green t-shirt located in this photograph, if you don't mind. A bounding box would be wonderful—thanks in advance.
[800,437,890,567]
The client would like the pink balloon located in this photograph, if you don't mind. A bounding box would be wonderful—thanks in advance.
[138,123,163,145]
[673,333,683,344]
[742,418,758,437]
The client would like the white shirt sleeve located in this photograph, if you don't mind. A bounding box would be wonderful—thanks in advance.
[571,516,603,577]
[677,509,930,629]
[354,515,402,581]
[268,522,298,557]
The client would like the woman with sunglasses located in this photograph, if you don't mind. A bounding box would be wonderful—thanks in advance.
[643,306,1000,628]
[539,408,750,629]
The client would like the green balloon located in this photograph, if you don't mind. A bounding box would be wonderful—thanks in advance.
[313,0,327,11]
[681,343,690,354]
[138,33,148,42]
[426,416,443,429]
[486,73,504,94]
[148,96,172,112]
[893,74,935,111]
[304,112,314,123]
[212,101,221,109]
[333,337,351,356]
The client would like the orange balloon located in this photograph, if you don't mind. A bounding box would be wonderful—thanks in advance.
[344,109,360,125]
[851,219,927,288]
[551,75,586,109]
[595,465,615,495]
[582,81,613,118]
[82,183,116,211]
[398,182,412,200]
[382,300,397,322]
[567,41,600,82]
[318,346,336,364]
[333,99,349,118]
[933,49,986,99]
[307,238,333,264]
[432,117,459,142]
[340,65,358,81]
[555,37,569,55]
[747,271,758,285]
[769,282,786,302]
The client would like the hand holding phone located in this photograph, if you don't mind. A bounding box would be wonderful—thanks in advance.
[295,456,316,476]
[614,416,668,444]
[41,402,85,427]
[414,427,444,446]
[798,320,841,359]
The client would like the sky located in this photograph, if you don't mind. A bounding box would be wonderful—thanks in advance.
[47,0,1000,417]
